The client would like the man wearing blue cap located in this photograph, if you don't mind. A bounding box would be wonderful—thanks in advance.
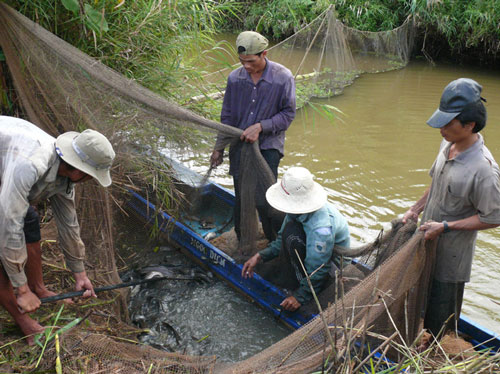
[210,31,296,243]
[402,78,500,339]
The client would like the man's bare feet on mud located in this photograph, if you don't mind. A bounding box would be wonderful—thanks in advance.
[16,315,45,346]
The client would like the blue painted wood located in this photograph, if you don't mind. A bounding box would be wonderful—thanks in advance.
[458,315,500,351]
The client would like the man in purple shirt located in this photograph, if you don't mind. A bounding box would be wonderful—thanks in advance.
[210,31,296,242]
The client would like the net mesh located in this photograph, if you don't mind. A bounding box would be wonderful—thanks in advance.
[202,5,414,109]
[0,3,431,373]
[218,221,436,374]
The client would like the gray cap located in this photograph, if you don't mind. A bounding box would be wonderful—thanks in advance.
[236,31,268,55]
[55,129,115,187]
[427,78,483,128]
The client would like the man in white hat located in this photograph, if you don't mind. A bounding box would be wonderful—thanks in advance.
[0,116,115,344]
[210,30,296,243]
[242,167,350,311]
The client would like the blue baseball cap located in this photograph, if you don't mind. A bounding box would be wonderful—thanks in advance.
[427,78,484,128]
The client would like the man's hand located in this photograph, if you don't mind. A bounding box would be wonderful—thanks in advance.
[402,208,419,224]
[419,220,445,241]
[210,150,223,168]
[74,271,96,298]
[241,253,262,278]
[16,284,41,313]
[280,296,301,312]
[241,123,262,143]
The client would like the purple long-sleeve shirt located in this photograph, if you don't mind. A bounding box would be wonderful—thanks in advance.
[219,59,296,176]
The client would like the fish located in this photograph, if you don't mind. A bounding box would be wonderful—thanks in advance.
[159,321,181,344]
[204,232,217,241]
[189,268,213,283]
[132,314,147,328]
[144,271,165,280]
[130,284,141,297]
[140,265,177,279]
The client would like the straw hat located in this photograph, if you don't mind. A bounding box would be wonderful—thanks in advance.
[266,167,327,214]
[55,129,115,187]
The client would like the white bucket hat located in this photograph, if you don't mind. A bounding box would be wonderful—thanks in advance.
[55,129,115,187]
[266,167,327,214]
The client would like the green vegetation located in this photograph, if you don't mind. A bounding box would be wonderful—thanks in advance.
[4,0,499,114]
[413,0,500,63]
[241,0,500,66]
[5,0,241,105]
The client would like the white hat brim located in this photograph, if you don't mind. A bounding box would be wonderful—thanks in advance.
[266,180,327,214]
[55,132,112,187]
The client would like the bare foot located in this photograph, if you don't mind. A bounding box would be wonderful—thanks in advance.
[15,315,45,346]
[416,331,433,353]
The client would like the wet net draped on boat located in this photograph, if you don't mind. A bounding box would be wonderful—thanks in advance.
[0,3,430,373]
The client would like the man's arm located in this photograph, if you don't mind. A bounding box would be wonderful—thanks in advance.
[402,187,430,223]
[420,214,499,241]
[211,78,234,162]
[259,77,296,135]
[0,163,43,312]
[220,77,233,126]
[50,192,95,297]
[293,228,333,307]
[241,216,289,278]
[0,164,36,288]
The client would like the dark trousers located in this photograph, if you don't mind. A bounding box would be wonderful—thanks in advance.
[424,278,465,337]
[281,219,307,288]
[23,206,41,243]
[233,149,283,242]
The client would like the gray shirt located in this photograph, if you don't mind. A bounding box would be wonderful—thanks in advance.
[219,59,296,176]
[0,117,85,287]
[422,135,500,282]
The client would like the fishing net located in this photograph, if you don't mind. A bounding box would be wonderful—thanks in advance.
[0,3,431,373]
[201,5,415,109]
[220,229,436,374]
[34,330,217,374]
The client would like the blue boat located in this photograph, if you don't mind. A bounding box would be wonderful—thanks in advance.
[126,158,500,353]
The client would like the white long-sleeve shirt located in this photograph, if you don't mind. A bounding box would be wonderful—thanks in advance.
[0,116,85,287]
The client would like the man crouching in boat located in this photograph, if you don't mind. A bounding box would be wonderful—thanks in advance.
[242,167,350,311]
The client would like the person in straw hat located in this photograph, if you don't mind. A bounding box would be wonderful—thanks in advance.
[210,30,296,243]
[0,116,115,344]
[242,167,350,311]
